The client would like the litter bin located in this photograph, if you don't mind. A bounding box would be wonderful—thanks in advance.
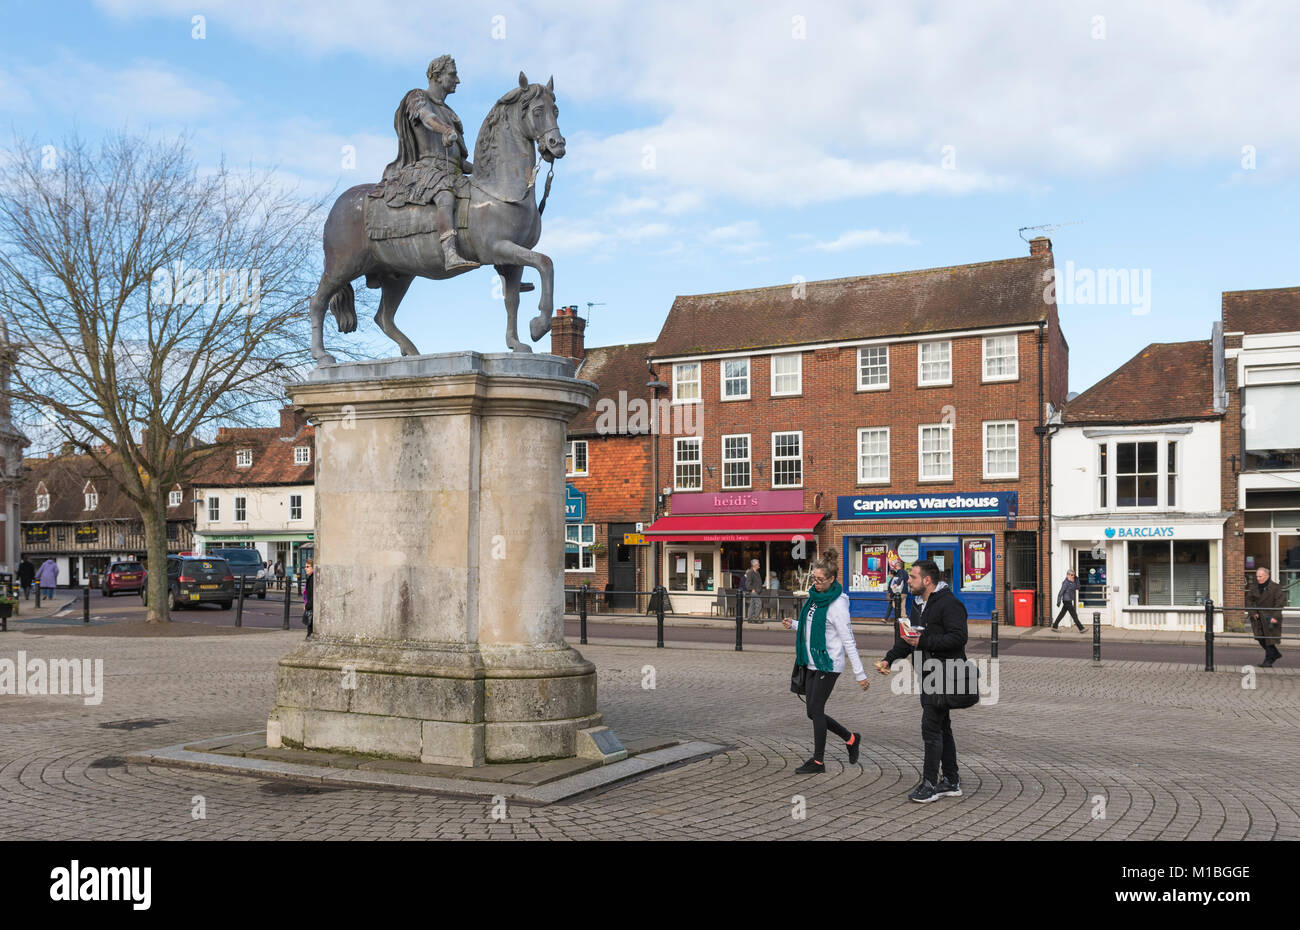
[1012,589,1035,627]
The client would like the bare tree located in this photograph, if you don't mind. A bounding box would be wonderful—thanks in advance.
[0,133,322,620]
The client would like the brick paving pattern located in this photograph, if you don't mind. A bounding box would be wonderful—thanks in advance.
[1,628,1296,840]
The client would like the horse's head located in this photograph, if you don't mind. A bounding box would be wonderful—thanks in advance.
[517,71,565,162]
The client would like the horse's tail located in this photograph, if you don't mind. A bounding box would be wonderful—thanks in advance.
[329,281,357,333]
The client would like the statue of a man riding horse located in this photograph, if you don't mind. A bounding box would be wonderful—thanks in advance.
[310,55,565,365]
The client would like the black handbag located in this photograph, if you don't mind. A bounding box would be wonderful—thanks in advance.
[937,658,980,709]
[790,662,808,696]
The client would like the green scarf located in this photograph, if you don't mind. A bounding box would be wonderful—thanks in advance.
[796,580,842,672]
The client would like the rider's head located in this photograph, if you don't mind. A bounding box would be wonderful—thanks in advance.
[427,55,458,88]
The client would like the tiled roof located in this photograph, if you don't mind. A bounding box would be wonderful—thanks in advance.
[195,421,316,487]
[19,453,192,523]
[1062,340,1218,425]
[650,253,1054,358]
[569,342,656,436]
[1222,286,1300,336]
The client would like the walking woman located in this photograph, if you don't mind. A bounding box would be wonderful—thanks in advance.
[783,549,868,774]
[302,559,314,638]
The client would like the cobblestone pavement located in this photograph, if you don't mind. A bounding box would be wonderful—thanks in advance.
[1,629,1297,840]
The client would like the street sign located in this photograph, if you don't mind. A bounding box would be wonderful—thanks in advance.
[623,533,647,546]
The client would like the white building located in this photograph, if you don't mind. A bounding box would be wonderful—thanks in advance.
[1050,335,1230,630]
[191,407,315,575]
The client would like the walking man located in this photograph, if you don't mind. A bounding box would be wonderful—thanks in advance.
[744,559,763,623]
[1245,565,1285,667]
[874,558,968,803]
[17,556,35,600]
[1052,569,1085,631]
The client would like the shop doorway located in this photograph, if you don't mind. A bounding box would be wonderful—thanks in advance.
[921,544,956,586]
[608,523,636,608]
[1074,547,1110,623]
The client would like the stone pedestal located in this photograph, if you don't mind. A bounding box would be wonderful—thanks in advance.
[267,352,602,766]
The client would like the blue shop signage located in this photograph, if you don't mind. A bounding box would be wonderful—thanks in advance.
[837,491,1018,521]
[565,484,586,523]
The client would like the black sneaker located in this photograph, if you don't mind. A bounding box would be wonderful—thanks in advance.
[935,775,962,797]
[795,758,825,775]
[908,779,941,803]
[846,732,862,765]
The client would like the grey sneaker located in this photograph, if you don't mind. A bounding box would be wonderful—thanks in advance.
[935,775,962,797]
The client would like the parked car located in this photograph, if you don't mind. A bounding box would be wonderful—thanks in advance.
[141,556,235,610]
[101,561,146,596]
[206,548,268,599]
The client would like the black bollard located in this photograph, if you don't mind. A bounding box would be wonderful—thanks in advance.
[1092,611,1101,665]
[235,580,245,628]
[990,609,999,660]
[1204,598,1215,672]
[34,585,41,608]
[579,583,588,645]
[655,586,665,648]
[735,589,743,652]
[282,575,291,630]
[83,585,90,624]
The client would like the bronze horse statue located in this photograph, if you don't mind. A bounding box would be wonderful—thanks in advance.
[309,72,566,365]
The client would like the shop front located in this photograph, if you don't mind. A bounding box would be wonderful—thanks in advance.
[1052,518,1224,630]
[835,492,1018,620]
[645,491,824,615]
[198,532,314,572]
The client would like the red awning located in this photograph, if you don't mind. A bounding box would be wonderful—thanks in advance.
[642,512,825,543]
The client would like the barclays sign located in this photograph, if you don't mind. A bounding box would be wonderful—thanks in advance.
[1105,526,1175,538]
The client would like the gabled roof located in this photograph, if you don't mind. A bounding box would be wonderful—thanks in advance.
[569,342,656,437]
[1062,340,1219,425]
[1222,286,1300,336]
[650,253,1054,358]
[20,453,192,523]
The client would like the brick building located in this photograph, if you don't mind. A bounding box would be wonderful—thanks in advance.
[553,307,656,609]
[1221,285,1300,614]
[643,239,1068,621]
[1050,339,1229,629]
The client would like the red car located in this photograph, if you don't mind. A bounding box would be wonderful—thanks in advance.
[102,561,147,596]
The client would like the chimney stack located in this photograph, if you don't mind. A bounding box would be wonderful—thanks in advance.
[280,405,308,434]
[1029,236,1052,256]
[550,305,587,362]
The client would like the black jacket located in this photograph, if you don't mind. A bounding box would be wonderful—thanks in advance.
[884,585,969,706]
[17,560,35,584]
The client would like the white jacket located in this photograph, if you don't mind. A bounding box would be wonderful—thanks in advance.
[798,591,867,681]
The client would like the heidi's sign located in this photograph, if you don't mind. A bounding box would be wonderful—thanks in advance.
[671,490,804,515]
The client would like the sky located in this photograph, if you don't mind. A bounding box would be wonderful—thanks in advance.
[2,0,1297,394]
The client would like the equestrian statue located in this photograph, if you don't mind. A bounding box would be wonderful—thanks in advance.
[309,55,566,364]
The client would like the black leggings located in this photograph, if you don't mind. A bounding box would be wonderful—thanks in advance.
[805,670,851,761]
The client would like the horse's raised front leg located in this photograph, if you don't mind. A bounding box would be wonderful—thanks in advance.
[494,264,529,352]
[309,276,338,366]
[486,241,553,344]
[374,275,420,356]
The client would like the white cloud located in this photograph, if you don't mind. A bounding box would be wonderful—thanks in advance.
[80,0,1300,211]
[805,229,919,251]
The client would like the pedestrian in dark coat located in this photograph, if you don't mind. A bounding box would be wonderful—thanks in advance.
[1245,566,1285,667]
[302,559,315,637]
[1052,569,1085,631]
[875,558,970,803]
[17,557,35,599]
